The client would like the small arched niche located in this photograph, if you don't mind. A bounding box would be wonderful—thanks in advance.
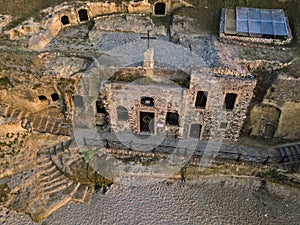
[141,97,154,107]
[96,100,107,114]
[61,15,70,25]
[38,95,47,101]
[51,93,59,101]
[78,9,89,22]
[73,95,84,108]
[117,106,129,121]
[154,2,166,15]
[189,123,202,139]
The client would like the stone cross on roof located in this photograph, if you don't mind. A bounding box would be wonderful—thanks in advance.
[141,30,156,49]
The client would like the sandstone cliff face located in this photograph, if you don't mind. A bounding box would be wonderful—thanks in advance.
[3,0,190,50]
[253,76,300,140]
[0,15,12,32]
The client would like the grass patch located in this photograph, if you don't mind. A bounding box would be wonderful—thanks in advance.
[68,158,113,188]
[256,170,300,189]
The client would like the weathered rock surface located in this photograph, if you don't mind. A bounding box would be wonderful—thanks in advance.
[0,15,12,32]
[89,14,166,41]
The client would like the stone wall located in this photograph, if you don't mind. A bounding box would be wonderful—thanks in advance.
[184,71,256,142]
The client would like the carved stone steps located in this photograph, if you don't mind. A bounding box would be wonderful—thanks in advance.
[46,121,56,133]
[38,165,58,178]
[36,160,53,169]
[72,184,94,204]
[36,156,51,165]
[42,179,73,194]
[275,142,300,163]
[38,174,66,187]
[38,170,62,183]
[26,181,76,218]
[51,121,62,134]
[31,116,72,136]
[29,183,80,222]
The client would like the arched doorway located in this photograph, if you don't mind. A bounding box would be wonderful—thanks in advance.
[189,123,202,139]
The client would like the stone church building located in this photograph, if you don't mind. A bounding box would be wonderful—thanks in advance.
[95,48,257,143]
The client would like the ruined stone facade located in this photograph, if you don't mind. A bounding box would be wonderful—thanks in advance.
[99,65,256,143]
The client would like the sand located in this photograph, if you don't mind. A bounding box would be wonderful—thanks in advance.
[1,176,300,225]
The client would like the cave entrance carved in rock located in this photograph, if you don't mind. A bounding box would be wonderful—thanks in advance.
[78,9,89,22]
[154,2,166,15]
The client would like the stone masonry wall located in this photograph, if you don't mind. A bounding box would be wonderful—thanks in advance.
[187,71,257,142]
[104,82,184,137]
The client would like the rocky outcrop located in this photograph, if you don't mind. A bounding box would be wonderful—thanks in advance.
[236,59,294,73]
[0,15,12,32]
[89,14,166,41]
[1,146,94,222]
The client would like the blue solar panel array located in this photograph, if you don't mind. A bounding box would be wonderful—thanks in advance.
[236,7,289,38]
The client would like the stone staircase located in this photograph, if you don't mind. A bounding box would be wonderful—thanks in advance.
[0,104,29,125]
[0,103,72,136]
[274,142,300,163]
[5,146,94,222]
[31,116,72,136]
[72,183,94,204]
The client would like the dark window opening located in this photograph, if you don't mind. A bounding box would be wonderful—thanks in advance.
[224,93,237,110]
[73,95,84,108]
[38,95,47,101]
[61,15,70,25]
[154,2,166,15]
[166,112,179,126]
[220,122,228,129]
[78,9,89,22]
[51,93,59,101]
[117,106,129,121]
[189,124,202,139]
[141,97,154,107]
[140,112,155,133]
[96,100,106,113]
[195,91,207,108]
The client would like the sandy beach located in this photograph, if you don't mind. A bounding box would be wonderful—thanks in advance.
[1,176,299,225]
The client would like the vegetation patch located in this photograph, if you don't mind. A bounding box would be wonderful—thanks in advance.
[0,183,10,203]
[68,158,113,189]
[256,170,300,189]
[0,77,13,88]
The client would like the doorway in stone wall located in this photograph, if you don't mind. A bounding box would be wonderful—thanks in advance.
[189,123,202,139]
[140,112,155,134]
